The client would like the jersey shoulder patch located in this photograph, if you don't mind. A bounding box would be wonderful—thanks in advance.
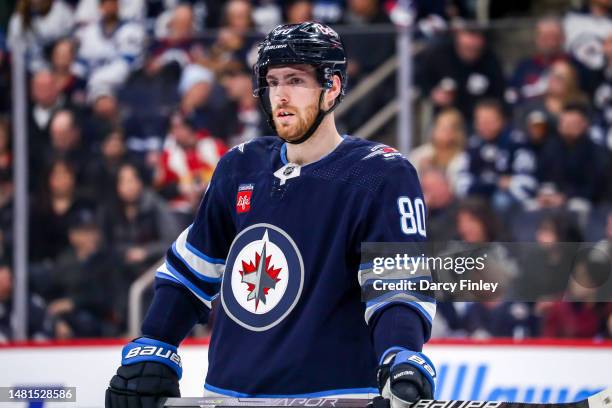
[326,137,417,194]
[349,138,415,172]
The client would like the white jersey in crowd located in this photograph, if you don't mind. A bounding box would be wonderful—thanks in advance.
[564,11,612,70]
[7,0,75,72]
[74,0,146,25]
[74,19,145,96]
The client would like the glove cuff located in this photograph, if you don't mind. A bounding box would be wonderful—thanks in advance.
[379,346,408,365]
[121,337,183,379]
[391,350,436,392]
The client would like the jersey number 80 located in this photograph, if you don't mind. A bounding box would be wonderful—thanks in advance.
[397,197,426,237]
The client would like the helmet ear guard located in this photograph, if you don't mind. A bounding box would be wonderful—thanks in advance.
[252,22,348,144]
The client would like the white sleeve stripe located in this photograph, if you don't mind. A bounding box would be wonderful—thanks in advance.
[365,297,436,324]
[358,267,430,286]
[157,263,213,309]
[174,227,225,280]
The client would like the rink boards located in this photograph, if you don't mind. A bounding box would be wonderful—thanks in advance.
[0,339,610,408]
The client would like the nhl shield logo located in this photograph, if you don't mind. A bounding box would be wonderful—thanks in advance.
[221,223,304,331]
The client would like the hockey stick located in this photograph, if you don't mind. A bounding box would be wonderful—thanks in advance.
[161,388,611,408]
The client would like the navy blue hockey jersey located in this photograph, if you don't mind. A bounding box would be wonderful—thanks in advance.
[155,136,435,397]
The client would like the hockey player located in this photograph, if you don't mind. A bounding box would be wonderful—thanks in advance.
[106,22,436,408]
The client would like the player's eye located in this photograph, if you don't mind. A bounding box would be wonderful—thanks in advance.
[267,79,279,87]
[289,77,304,85]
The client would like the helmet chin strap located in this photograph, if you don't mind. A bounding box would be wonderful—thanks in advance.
[284,91,327,145]
[284,89,343,145]
[261,88,341,146]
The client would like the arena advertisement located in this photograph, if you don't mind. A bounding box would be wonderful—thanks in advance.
[0,340,610,407]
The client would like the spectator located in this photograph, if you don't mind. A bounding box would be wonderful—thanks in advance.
[179,64,215,116]
[453,199,517,290]
[284,0,314,24]
[101,162,180,277]
[456,197,502,242]
[515,60,589,131]
[537,104,607,210]
[83,91,121,145]
[156,3,196,40]
[416,25,506,120]
[540,264,610,338]
[0,118,11,183]
[218,64,265,145]
[312,0,344,24]
[82,128,137,200]
[385,0,448,40]
[163,5,217,117]
[74,0,145,98]
[30,159,94,262]
[223,0,255,35]
[409,108,467,191]
[50,38,87,108]
[591,32,612,152]
[154,111,227,212]
[420,168,458,241]
[564,0,612,72]
[343,0,390,25]
[0,34,10,115]
[451,199,517,298]
[0,260,53,342]
[46,110,89,177]
[0,119,12,257]
[74,0,145,26]
[507,17,569,104]
[212,0,260,69]
[28,70,67,172]
[514,214,583,301]
[462,302,540,339]
[608,306,612,338]
[208,28,258,75]
[441,198,523,336]
[252,1,282,33]
[149,4,207,77]
[523,110,553,167]
[47,209,125,338]
[458,99,537,213]
[199,0,226,29]
[7,0,75,72]
[582,211,612,301]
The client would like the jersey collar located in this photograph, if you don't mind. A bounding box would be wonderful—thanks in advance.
[280,134,348,166]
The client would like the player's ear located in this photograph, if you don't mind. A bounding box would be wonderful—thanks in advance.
[324,75,342,110]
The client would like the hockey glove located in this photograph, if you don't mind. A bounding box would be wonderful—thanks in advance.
[376,348,436,408]
[105,337,181,408]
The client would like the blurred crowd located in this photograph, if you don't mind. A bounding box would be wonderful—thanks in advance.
[0,0,611,341]
[412,1,612,339]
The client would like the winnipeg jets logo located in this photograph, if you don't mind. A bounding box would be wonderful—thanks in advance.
[222,224,304,331]
[239,231,282,310]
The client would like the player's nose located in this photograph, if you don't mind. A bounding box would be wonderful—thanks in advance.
[272,85,290,104]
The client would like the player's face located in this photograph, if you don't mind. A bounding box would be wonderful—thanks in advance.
[266,65,322,142]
